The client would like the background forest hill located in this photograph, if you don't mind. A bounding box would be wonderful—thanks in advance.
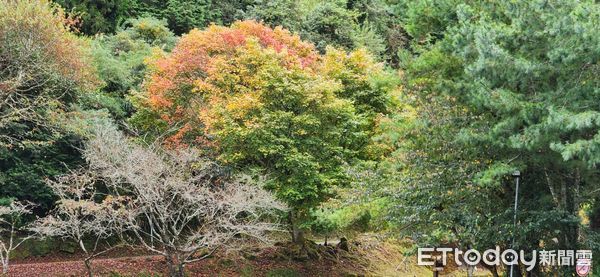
[1,0,599,276]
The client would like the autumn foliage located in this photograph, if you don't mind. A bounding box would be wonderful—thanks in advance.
[135,20,390,147]
[0,0,98,93]
[135,21,315,145]
[0,0,99,146]
[131,20,395,243]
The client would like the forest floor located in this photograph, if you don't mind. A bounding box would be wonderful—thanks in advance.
[5,235,492,276]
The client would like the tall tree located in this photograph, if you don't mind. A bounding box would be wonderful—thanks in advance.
[388,0,600,275]
[133,0,214,35]
[131,21,395,248]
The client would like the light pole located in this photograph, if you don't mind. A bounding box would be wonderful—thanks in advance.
[510,170,521,277]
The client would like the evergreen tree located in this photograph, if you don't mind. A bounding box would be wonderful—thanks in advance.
[388,0,600,275]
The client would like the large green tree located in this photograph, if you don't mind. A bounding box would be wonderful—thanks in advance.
[387,0,600,275]
[131,21,396,247]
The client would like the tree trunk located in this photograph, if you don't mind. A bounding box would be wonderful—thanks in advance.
[165,252,185,277]
[84,258,93,277]
[2,257,9,274]
[544,168,559,208]
[177,263,185,277]
[573,168,581,242]
[560,169,582,262]
[506,263,523,277]
[168,263,185,277]
[166,253,176,277]
[289,210,305,244]
[561,181,567,211]
[292,224,305,244]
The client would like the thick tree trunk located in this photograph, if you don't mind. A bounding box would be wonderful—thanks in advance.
[165,252,185,277]
[289,210,305,244]
[291,224,305,244]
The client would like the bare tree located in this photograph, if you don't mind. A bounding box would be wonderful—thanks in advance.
[0,201,34,274]
[31,171,127,277]
[51,123,286,277]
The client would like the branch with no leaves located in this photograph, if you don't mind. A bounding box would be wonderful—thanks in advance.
[81,123,287,277]
[31,171,128,277]
[0,201,34,274]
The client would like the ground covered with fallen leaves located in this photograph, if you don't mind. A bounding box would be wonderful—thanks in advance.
[9,253,358,277]
[6,235,490,276]
[8,241,366,276]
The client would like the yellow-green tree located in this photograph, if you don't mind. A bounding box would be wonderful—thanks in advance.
[132,21,396,244]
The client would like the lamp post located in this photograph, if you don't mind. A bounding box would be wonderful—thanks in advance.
[510,170,521,277]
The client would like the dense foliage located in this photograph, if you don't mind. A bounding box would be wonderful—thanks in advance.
[1,0,600,276]
[382,0,600,275]
[0,0,98,213]
[88,16,176,120]
[131,21,396,242]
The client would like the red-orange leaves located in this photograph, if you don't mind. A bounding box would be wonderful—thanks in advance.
[135,21,320,147]
[0,0,100,92]
[131,20,394,217]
